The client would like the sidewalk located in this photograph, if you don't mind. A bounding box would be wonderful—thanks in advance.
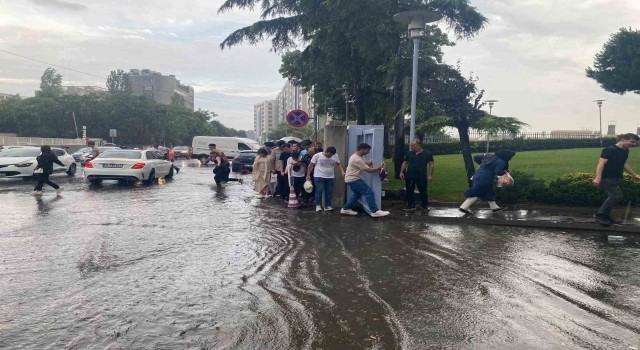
[382,200,640,234]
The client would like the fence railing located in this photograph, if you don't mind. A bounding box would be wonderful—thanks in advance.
[399,131,606,143]
[0,137,87,146]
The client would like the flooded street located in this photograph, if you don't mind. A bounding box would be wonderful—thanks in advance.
[1,161,640,349]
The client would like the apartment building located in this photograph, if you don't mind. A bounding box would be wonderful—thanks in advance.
[129,69,195,110]
[254,80,314,143]
[62,86,107,96]
[0,93,19,101]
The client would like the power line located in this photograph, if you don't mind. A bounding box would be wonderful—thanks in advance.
[0,49,256,106]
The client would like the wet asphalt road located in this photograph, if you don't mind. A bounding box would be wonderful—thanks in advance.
[1,160,640,349]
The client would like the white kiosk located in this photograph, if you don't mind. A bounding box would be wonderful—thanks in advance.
[345,125,384,215]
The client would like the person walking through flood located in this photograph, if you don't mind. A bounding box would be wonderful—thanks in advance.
[458,149,516,214]
[252,147,272,198]
[593,133,640,225]
[341,143,390,217]
[201,144,242,188]
[31,145,65,196]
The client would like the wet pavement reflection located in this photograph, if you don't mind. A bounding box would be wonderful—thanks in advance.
[1,160,639,349]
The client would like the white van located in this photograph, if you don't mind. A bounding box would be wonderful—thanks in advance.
[191,136,260,161]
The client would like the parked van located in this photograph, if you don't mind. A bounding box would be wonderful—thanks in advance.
[191,136,260,161]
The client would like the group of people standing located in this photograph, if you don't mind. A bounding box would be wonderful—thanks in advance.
[251,139,391,217]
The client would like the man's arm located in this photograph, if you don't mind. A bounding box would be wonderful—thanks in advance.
[306,163,315,179]
[54,155,65,167]
[624,163,640,181]
[399,160,408,179]
[364,161,385,173]
[427,161,434,182]
[592,158,608,185]
[337,163,346,177]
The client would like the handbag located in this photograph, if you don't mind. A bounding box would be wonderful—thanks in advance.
[497,172,514,187]
[270,173,278,184]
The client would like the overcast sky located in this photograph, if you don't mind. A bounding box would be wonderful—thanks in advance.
[1,0,638,134]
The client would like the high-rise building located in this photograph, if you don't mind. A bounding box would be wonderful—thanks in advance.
[254,80,314,143]
[129,69,195,110]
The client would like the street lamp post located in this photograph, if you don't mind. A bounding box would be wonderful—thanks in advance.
[485,99,499,115]
[394,10,442,142]
[593,99,606,147]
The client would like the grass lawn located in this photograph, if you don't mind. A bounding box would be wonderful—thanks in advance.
[383,148,640,202]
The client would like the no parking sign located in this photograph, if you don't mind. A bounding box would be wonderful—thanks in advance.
[286,110,310,127]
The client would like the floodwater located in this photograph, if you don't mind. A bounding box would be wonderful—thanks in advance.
[1,160,639,349]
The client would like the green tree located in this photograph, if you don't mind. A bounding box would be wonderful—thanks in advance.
[266,121,313,140]
[171,93,186,107]
[37,67,63,98]
[106,69,132,94]
[586,28,640,95]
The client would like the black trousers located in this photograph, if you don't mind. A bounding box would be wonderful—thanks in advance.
[34,173,59,191]
[405,178,428,208]
[277,173,289,199]
[213,164,239,186]
[597,178,624,217]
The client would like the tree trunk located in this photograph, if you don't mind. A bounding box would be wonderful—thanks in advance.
[354,86,366,125]
[457,122,476,187]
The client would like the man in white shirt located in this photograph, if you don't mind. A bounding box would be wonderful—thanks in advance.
[341,143,390,217]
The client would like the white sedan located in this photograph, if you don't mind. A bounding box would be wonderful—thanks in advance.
[83,149,174,184]
[0,146,77,180]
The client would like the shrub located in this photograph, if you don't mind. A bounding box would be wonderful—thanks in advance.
[496,170,547,204]
[544,172,640,206]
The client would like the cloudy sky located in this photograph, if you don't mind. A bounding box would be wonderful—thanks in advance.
[0,0,638,134]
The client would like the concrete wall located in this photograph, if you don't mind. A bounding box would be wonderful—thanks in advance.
[324,121,348,208]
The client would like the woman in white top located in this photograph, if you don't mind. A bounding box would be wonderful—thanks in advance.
[306,146,345,212]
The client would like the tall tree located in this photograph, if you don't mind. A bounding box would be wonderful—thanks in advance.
[106,69,132,94]
[586,27,640,95]
[38,67,63,98]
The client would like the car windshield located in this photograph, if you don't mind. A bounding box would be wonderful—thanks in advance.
[174,146,189,150]
[97,150,142,159]
[75,147,91,153]
[0,148,41,157]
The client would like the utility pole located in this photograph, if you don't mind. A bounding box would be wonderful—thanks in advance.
[593,99,606,147]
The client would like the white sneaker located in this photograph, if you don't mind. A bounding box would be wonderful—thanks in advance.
[316,205,323,212]
[31,190,44,196]
[324,206,334,211]
[255,194,264,199]
[56,187,64,195]
[371,210,390,218]
[340,208,358,216]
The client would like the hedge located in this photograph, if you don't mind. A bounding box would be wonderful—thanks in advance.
[417,137,618,155]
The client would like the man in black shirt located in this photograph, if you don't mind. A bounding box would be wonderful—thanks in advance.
[400,140,435,210]
[593,133,640,225]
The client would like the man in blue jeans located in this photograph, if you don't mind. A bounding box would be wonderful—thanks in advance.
[341,143,390,218]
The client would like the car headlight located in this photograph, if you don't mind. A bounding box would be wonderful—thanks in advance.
[15,161,34,167]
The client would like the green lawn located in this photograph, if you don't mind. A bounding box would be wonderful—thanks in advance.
[383,148,640,202]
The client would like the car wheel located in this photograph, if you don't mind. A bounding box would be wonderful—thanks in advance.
[88,178,102,185]
[165,166,174,179]
[144,169,156,185]
[67,163,77,176]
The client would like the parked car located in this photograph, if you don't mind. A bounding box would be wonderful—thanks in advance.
[172,146,192,159]
[83,149,174,185]
[0,146,76,180]
[79,146,121,165]
[231,150,257,173]
[72,147,92,162]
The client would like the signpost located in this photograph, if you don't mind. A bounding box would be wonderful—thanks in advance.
[109,129,117,144]
[286,110,310,128]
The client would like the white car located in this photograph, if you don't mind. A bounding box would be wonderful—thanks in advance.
[0,146,77,180]
[83,149,174,184]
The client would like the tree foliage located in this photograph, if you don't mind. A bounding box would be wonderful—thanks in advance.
[37,67,63,98]
[0,94,246,146]
[586,27,640,95]
[106,69,132,94]
[266,121,313,140]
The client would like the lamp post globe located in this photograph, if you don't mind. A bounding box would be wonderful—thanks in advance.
[393,10,442,142]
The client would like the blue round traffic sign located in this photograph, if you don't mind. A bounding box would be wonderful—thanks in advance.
[286,110,310,127]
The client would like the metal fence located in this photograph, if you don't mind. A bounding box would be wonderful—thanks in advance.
[409,131,603,143]
[0,136,87,147]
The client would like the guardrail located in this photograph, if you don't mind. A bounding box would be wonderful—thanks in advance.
[0,137,87,146]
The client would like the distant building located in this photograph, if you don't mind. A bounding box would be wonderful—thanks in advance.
[254,80,314,143]
[0,93,20,101]
[254,100,277,142]
[62,86,107,96]
[128,69,194,110]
